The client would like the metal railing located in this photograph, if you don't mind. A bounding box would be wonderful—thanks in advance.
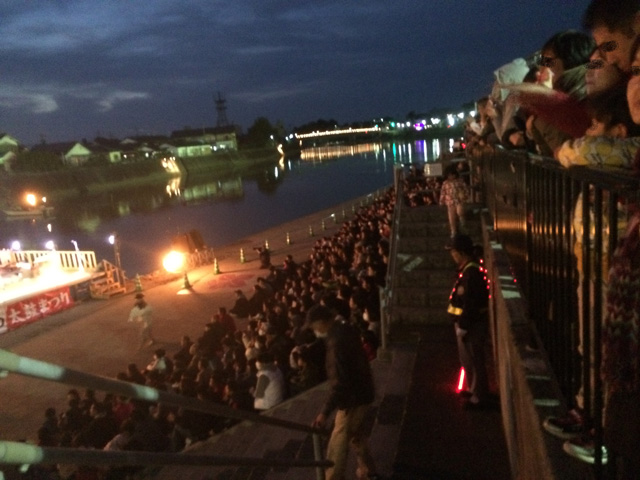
[380,166,405,352]
[480,146,640,474]
[10,250,98,271]
[0,349,331,479]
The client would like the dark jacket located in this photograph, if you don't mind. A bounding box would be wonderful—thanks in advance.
[321,319,375,416]
[447,260,489,331]
[230,296,251,318]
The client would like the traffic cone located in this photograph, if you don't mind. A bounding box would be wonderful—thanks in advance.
[214,258,220,274]
[182,272,192,290]
[135,274,143,293]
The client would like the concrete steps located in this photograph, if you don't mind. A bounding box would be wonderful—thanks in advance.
[389,204,482,328]
[148,339,418,480]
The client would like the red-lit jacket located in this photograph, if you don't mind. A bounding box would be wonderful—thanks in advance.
[447,260,489,331]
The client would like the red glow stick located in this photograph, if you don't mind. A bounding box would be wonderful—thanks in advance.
[456,367,466,392]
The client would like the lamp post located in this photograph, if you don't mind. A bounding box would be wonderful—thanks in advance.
[71,240,84,272]
[108,233,122,272]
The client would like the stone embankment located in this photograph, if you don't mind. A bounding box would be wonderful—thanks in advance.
[0,149,281,207]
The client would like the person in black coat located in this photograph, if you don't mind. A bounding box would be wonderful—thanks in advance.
[446,234,490,408]
[308,304,378,480]
[230,289,251,318]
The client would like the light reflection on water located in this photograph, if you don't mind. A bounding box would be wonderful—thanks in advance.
[0,140,455,275]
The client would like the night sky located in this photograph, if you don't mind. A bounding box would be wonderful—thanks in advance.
[1,1,591,146]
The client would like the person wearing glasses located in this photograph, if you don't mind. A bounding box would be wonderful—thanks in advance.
[585,46,626,97]
[526,30,595,157]
[583,0,640,74]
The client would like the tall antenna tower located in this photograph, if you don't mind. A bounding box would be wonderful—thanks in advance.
[215,92,229,127]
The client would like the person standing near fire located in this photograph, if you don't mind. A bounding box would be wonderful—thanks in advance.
[128,293,156,349]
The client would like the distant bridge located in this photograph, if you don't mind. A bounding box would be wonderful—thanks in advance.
[295,126,382,146]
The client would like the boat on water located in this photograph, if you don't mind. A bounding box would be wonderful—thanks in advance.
[2,192,54,219]
[2,205,54,218]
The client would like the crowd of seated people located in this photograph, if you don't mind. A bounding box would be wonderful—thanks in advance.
[28,189,395,479]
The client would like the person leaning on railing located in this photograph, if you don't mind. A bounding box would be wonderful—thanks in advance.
[597,33,640,476]
[543,83,638,451]
[542,30,640,470]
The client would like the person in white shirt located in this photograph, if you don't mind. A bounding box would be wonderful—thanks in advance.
[128,293,156,349]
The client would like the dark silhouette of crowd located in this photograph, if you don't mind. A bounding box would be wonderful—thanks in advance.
[27,189,394,479]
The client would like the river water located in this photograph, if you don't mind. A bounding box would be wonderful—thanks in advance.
[0,140,449,275]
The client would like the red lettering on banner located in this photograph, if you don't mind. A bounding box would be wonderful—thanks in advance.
[0,305,6,335]
[5,286,74,331]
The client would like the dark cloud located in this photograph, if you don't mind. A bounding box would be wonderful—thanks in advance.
[0,0,591,145]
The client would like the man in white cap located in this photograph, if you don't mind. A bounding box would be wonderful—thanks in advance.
[128,293,155,349]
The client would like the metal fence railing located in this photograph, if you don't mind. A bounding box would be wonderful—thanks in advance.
[479,146,640,474]
[380,166,405,353]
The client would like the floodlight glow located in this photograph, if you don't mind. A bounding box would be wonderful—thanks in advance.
[458,112,464,119]
[108,234,115,245]
[10,241,21,251]
[26,194,36,206]
[163,250,185,273]
[45,240,55,250]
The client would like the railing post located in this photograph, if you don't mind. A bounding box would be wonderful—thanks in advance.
[312,433,326,480]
